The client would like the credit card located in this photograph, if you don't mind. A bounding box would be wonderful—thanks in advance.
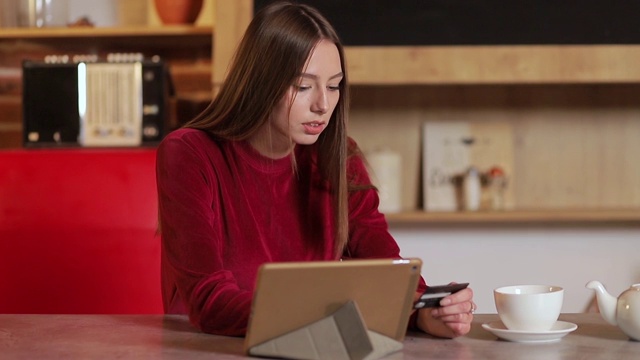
[414,283,469,309]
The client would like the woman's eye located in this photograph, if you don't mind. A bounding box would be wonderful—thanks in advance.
[328,85,340,91]
[295,85,311,91]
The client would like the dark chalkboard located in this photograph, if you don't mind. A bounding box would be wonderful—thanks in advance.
[254,0,640,46]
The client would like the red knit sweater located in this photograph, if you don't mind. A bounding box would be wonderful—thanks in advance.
[156,128,425,336]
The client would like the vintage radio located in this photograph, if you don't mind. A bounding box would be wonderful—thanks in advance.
[22,55,169,147]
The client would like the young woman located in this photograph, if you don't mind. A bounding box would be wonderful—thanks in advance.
[156,1,474,338]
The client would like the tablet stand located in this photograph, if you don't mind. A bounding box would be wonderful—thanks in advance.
[248,300,403,360]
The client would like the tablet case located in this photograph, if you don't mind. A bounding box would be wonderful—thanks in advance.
[248,301,402,360]
[245,258,422,360]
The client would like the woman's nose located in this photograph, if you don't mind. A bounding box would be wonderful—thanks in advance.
[312,89,329,114]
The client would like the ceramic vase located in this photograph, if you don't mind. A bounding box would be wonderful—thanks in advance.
[154,0,203,25]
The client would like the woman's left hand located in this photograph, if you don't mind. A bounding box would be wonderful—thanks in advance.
[416,284,475,338]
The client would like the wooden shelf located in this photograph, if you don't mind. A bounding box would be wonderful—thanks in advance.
[384,209,640,225]
[0,26,212,39]
[345,45,640,85]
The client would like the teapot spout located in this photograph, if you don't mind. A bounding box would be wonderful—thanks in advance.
[586,280,618,326]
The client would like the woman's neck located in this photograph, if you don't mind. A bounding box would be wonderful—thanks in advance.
[248,126,295,159]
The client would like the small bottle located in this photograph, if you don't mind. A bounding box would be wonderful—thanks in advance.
[463,166,481,211]
[487,166,507,211]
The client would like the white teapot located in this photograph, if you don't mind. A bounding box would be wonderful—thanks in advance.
[586,280,640,341]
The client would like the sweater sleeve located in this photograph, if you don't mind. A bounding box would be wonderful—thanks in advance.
[156,133,252,336]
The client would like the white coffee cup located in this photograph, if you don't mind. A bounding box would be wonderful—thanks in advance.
[494,285,564,332]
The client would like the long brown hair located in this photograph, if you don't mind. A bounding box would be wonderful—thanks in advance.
[185,2,350,258]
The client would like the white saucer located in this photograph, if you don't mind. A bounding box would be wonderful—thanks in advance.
[482,321,578,343]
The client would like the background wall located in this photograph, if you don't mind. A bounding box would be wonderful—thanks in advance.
[65,0,214,27]
[391,226,639,313]
[67,0,118,26]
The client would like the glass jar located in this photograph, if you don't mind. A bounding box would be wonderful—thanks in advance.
[18,0,68,27]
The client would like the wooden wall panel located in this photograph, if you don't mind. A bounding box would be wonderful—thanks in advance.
[349,87,424,210]
[0,130,21,148]
[0,96,21,148]
[0,97,20,122]
[212,0,252,87]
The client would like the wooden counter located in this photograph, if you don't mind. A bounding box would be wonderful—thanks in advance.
[0,313,637,359]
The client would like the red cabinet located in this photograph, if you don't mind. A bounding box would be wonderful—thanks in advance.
[0,148,163,314]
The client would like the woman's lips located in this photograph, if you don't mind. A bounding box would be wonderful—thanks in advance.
[303,122,325,135]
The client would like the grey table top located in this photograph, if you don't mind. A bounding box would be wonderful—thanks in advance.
[0,313,637,359]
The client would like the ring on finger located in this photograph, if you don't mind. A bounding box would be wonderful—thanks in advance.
[469,302,476,314]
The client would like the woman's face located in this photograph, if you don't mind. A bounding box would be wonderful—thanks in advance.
[250,39,343,158]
